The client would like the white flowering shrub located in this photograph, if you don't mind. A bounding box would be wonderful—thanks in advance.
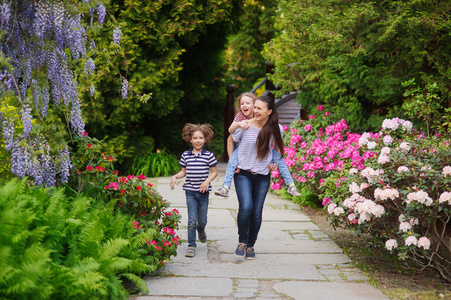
[322,118,451,282]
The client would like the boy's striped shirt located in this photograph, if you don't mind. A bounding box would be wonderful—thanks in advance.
[180,149,218,192]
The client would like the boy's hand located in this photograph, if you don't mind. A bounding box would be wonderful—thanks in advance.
[170,176,177,190]
[199,181,209,193]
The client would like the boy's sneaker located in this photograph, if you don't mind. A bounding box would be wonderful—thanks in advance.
[235,243,246,257]
[215,186,229,198]
[198,230,207,243]
[245,247,255,260]
[185,246,196,257]
[287,184,301,197]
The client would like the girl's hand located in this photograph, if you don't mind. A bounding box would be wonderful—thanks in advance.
[238,121,249,130]
[199,181,209,193]
[170,176,177,190]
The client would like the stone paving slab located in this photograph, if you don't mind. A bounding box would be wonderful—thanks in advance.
[143,163,388,299]
[261,221,321,231]
[143,277,233,297]
[261,210,312,221]
[273,281,388,300]
[159,261,325,280]
[217,239,342,254]
[219,253,352,264]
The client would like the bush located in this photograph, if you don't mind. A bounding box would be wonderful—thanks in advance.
[321,118,451,282]
[67,132,181,266]
[126,152,180,178]
[0,178,153,299]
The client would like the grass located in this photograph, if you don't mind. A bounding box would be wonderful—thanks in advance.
[127,152,180,177]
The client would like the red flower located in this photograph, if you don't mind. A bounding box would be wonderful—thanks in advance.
[172,209,179,214]
[108,157,113,162]
[136,186,142,191]
[325,111,331,116]
[137,174,146,181]
[83,131,89,136]
[118,177,128,183]
[77,169,82,174]
[114,170,119,175]
[317,105,324,111]
[118,202,124,208]
[87,143,92,149]
[120,189,126,195]
[148,183,153,188]
[140,210,146,216]
[127,175,134,180]
[156,246,162,251]
[163,241,171,247]
[133,220,141,229]
[95,166,105,172]
[86,166,93,171]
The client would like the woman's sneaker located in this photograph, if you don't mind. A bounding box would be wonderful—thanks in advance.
[215,186,229,198]
[245,247,255,260]
[235,243,246,257]
[287,184,301,197]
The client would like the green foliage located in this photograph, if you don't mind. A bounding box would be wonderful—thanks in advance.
[224,0,277,94]
[264,0,451,132]
[80,0,241,162]
[402,78,451,138]
[0,178,154,299]
[127,152,180,178]
[67,132,182,264]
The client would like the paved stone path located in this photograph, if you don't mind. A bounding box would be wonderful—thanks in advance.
[134,163,388,300]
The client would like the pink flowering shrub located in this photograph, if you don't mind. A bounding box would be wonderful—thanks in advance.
[273,105,365,198]
[322,120,451,282]
[68,133,181,267]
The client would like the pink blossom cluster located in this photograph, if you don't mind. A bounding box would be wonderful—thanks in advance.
[381,118,413,131]
[330,193,385,224]
[442,166,451,177]
[406,190,433,206]
[438,192,451,204]
[374,187,399,200]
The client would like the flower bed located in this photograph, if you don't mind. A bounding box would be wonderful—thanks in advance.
[273,107,451,282]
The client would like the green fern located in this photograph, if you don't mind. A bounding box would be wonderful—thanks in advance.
[0,179,155,299]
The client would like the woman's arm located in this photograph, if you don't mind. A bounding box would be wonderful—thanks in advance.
[227,135,235,158]
[170,167,186,190]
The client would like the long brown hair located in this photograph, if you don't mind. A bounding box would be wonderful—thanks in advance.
[255,96,284,160]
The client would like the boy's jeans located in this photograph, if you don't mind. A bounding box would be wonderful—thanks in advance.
[223,148,294,188]
[185,191,209,247]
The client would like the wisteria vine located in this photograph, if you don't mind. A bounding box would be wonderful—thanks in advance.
[0,0,118,187]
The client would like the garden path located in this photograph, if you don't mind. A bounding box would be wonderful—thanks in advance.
[135,163,388,300]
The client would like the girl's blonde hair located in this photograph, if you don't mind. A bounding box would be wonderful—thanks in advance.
[182,123,214,146]
[235,92,257,115]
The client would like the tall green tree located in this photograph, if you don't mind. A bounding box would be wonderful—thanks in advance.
[81,0,241,164]
[225,0,278,95]
[264,0,451,131]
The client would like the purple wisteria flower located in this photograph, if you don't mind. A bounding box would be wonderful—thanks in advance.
[121,78,128,99]
[97,4,106,25]
[113,27,121,44]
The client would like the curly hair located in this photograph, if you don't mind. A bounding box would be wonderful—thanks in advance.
[182,123,214,146]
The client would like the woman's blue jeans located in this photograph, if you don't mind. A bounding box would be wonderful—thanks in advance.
[234,170,270,247]
[185,191,209,247]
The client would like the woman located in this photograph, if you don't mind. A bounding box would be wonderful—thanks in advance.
[231,95,285,260]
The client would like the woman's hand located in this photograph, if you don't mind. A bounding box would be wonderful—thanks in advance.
[268,163,278,171]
